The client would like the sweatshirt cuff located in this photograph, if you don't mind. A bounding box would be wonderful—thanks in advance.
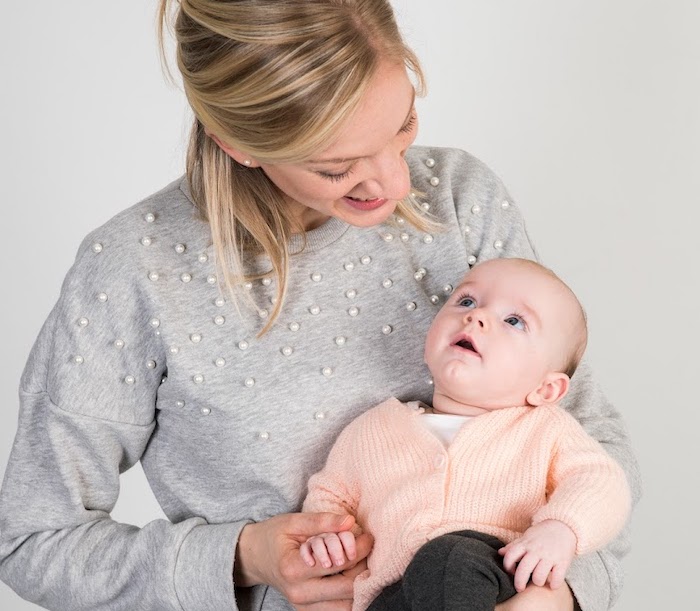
[174,521,248,611]
[566,551,610,611]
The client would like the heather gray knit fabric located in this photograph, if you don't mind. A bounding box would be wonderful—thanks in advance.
[0,147,641,611]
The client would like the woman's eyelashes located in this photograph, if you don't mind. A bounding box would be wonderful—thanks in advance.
[399,113,417,134]
[317,167,354,182]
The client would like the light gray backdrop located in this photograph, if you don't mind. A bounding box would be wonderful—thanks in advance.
[1,1,698,609]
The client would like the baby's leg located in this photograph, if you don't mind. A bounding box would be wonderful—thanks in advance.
[369,530,516,611]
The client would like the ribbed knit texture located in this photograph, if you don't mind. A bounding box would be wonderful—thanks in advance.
[303,398,631,611]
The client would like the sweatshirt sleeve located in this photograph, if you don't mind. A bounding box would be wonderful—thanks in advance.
[0,232,245,611]
[437,148,642,610]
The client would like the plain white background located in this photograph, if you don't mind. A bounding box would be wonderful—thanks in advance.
[1,1,698,609]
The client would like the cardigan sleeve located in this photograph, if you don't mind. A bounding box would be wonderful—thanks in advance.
[531,409,632,554]
[433,148,642,610]
[0,232,244,611]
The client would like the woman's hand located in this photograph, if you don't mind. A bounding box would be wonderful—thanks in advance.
[234,512,373,608]
[495,582,575,611]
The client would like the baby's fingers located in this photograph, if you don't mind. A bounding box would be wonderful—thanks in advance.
[337,530,357,562]
[299,541,317,567]
[513,553,539,592]
[530,559,553,587]
[500,542,526,575]
[548,562,569,590]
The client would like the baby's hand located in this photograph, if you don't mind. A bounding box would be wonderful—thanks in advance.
[499,520,577,592]
[300,530,358,569]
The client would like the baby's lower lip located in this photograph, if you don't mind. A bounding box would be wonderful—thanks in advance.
[343,196,388,211]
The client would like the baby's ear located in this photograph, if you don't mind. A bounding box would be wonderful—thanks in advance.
[526,372,570,406]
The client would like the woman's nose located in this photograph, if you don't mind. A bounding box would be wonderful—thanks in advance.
[366,149,411,200]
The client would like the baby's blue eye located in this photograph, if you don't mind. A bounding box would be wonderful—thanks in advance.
[459,297,476,309]
[505,316,525,330]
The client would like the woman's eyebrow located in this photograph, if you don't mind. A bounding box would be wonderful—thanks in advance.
[309,90,416,165]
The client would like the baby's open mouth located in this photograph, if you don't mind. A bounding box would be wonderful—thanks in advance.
[454,336,479,355]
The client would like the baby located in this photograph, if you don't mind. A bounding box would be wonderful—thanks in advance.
[301,258,631,611]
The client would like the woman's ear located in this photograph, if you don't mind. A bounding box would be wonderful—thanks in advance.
[526,372,570,407]
[205,129,259,167]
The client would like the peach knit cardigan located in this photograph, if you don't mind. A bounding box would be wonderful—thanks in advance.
[303,398,631,611]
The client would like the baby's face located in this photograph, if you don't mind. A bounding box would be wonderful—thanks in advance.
[424,259,580,415]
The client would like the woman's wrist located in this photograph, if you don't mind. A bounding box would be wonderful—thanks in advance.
[234,522,264,587]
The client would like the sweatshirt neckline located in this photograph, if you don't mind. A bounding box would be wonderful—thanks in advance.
[179,177,350,253]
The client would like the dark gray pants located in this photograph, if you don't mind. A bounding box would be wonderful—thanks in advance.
[367,530,517,611]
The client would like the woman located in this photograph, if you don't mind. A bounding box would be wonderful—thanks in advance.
[0,1,639,610]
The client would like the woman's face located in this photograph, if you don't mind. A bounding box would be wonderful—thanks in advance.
[259,60,418,231]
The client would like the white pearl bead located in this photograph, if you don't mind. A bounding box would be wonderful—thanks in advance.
[309,305,320,315]
[214,297,225,307]
[174,243,186,254]
[289,322,300,332]
[141,237,153,246]
[147,360,157,369]
[215,357,226,367]
[258,309,269,318]
[382,325,393,335]
[97,292,108,302]
[400,232,409,242]
[92,243,103,253]
[262,277,272,286]
[382,279,393,288]
[464,225,471,234]
[494,239,504,250]
[115,339,125,349]
[430,295,440,304]
[259,431,270,440]
[176,400,185,408]
[311,272,322,282]
[78,317,89,327]
[180,273,192,283]
[396,216,405,225]
[360,255,372,265]
[281,346,294,356]
[344,262,355,271]
[245,377,255,387]
[428,378,434,386]
[198,253,209,263]
[382,233,394,242]
[190,333,202,343]
[201,407,211,415]
[348,306,359,317]
[444,285,454,294]
[244,282,253,290]
[74,356,84,364]
[429,176,440,187]
[421,202,431,211]
[471,204,481,214]
[207,274,217,285]
[345,289,357,299]
[414,268,426,281]
[406,302,417,311]
[238,340,249,350]
[468,255,477,265]
[169,346,179,354]
[423,235,434,244]
[335,336,347,346]
[144,213,156,223]
[321,367,333,377]
[148,271,159,282]
[425,158,436,168]
[214,315,225,325]
[124,375,136,385]
[193,374,204,384]
[501,200,510,209]
[314,411,325,420]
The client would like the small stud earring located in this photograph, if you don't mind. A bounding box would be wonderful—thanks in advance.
[243,159,252,166]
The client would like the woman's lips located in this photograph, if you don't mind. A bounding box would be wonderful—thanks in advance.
[343,196,388,211]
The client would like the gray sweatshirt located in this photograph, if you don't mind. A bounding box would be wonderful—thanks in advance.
[0,147,641,611]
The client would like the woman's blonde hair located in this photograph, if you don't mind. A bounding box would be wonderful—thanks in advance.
[158,0,431,333]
